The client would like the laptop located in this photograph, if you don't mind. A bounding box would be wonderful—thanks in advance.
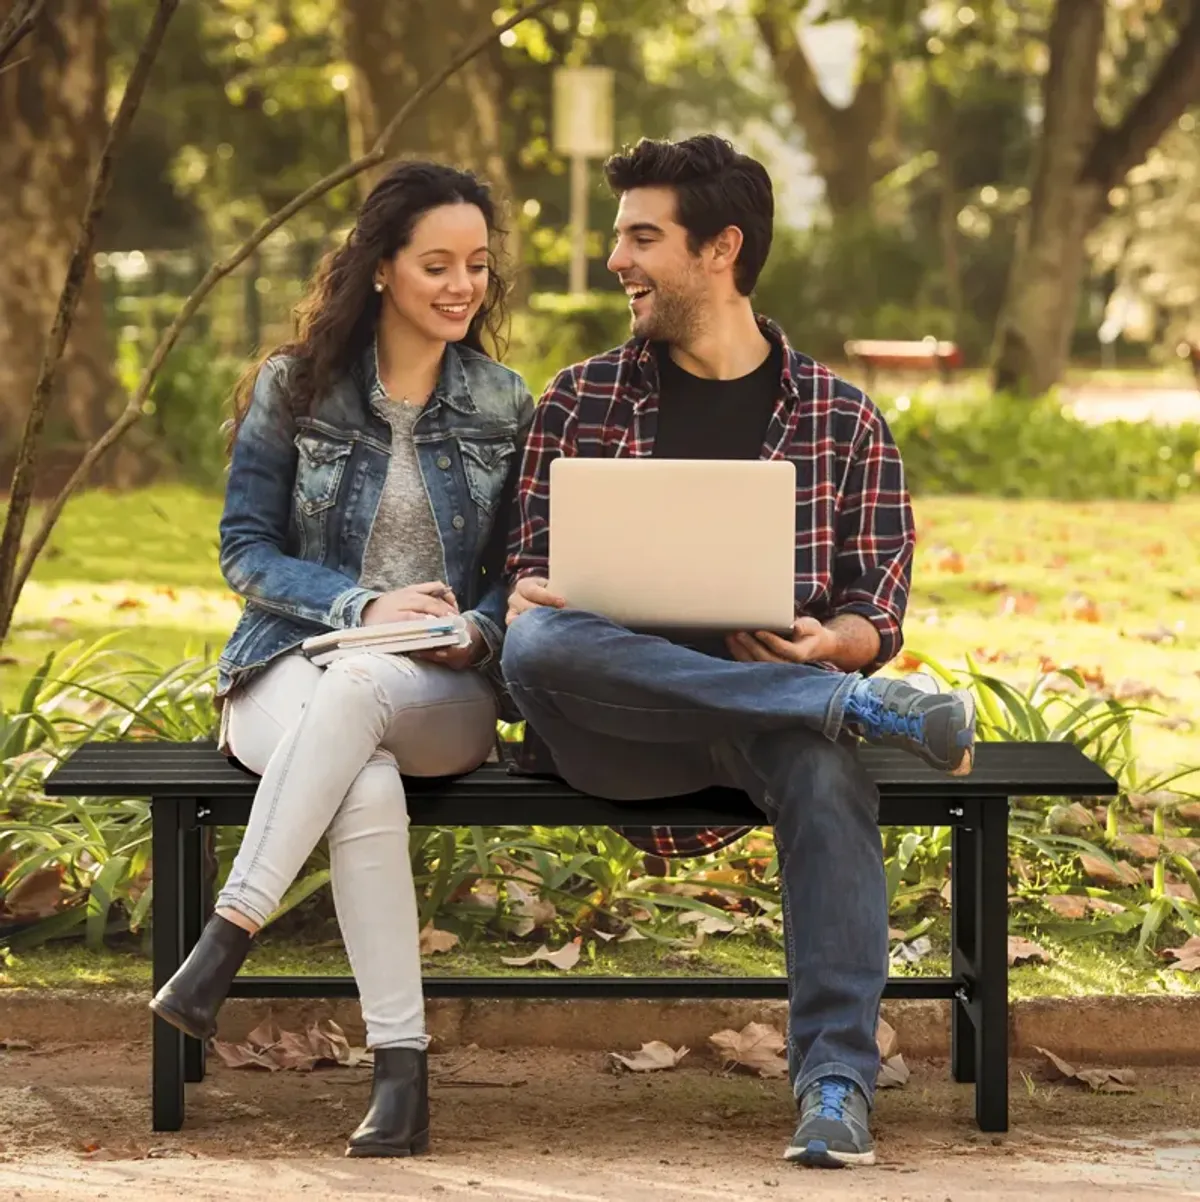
[547,458,797,633]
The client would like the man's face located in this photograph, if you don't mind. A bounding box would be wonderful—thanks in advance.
[607,186,706,343]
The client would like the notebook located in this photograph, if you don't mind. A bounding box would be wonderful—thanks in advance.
[300,615,471,667]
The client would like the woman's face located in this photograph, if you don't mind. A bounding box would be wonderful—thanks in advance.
[375,202,490,343]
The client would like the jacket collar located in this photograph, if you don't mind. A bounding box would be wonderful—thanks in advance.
[359,337,478,416]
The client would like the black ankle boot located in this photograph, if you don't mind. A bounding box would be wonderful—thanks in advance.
[345,1047,430,1158]
[148,913,252,1040]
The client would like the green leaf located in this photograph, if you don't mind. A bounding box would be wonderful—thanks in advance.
[86,854,131,950]
[1136,896,1171,955]
[262,869,331,930]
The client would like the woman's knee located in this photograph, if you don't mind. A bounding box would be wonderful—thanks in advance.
[327,753,408,846]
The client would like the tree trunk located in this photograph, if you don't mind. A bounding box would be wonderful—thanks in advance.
[339,0,513,205]
[993,0,1200,394]
[755,7,894,223]
[0,0,116,475]
[992,0,1105,395]
[338,0,521,303]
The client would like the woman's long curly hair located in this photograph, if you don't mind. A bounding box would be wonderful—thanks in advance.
[231,160,510,433]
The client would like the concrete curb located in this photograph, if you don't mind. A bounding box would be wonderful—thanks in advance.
[3,989,1200,1063]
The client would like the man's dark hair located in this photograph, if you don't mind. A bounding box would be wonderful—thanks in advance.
[603,134,774,295]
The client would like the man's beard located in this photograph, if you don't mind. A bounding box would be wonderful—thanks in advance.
[631,280,704,344]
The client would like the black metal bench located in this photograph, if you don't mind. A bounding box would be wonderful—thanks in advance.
[44,740,1117,1135]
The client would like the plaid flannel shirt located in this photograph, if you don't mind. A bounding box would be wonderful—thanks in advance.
[506,316,915,858]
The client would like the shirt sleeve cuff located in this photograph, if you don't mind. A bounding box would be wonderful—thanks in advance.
[463,607,503,667]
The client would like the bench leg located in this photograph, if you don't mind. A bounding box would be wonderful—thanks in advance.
[181,816,207,1085]
[974,799,1009,1132]
[950,823,977,1084]
[152,797,186,1131]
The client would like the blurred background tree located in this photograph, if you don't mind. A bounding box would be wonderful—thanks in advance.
[3,0,1200,489]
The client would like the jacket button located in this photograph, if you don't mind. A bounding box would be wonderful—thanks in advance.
[452,514,465,530]
[436,454,451,470]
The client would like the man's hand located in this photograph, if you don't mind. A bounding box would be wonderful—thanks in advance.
[726,616,840,665]
[415,618,487,671]
[362,581,458,625]
[506,576,566,626]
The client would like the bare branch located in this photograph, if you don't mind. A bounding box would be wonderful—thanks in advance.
[1084,4,1200,191]
[0,0,180,632]
[0,0,45,70]
[8,0,565,609]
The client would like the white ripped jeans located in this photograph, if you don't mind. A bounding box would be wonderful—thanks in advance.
[217,652,497,1050]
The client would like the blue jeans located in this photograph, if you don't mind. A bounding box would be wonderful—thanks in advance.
[500,607,888,1106]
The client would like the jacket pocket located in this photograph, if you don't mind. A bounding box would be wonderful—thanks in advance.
[457,435,516,516]
[293,432,354,559]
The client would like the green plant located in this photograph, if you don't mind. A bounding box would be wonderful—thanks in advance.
[1,638,218,952]
[905,651,1200,951]
[886,391,1200,501]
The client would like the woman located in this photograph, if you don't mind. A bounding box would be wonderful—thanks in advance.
[150,162,533,1158]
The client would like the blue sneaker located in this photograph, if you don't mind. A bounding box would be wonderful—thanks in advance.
[785,1076,875,1168]
[843,675,975,776]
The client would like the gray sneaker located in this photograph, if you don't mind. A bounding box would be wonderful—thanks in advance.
[786,1076,875,1168]
[843,675,976,776]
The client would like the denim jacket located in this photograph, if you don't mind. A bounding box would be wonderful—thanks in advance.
[216,341,534,698]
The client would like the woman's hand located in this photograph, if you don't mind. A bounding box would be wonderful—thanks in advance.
[414,618,487,670]
[362,581,458,625]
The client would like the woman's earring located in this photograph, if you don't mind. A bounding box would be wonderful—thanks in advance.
[373,281,384,293]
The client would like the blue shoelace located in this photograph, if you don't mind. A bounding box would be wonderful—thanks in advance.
[847,690,925,743]
[814,1078,853,1121]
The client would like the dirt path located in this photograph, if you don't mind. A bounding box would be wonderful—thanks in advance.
[1,1043,1198,1200]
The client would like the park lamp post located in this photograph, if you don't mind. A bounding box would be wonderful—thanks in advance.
[552,65,615,295]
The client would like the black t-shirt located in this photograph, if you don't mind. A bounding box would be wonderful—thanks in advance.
[649,341,784,658]
[651,341,782,460]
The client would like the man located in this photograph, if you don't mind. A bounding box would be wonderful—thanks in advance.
[500,135,974,1168]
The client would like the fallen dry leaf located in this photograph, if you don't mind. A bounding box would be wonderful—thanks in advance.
[1114,834,1163,862]
[1111,678,1165,702]
[1042,894,1125,920]
[500,939,582,970]
[1007,936,1051,967]
[507,882,556,937]
[114,597,145,611]
[676,911,738,935]
[608,1041,689,1073]
[877,1055,910,1089]
[876,1018,899,1061]
[212,1017,362,1073]
[931,547,965,573]
[0,866,66,921]
[1078,854,1142,888]
[1161,937,1200,973]
[968,579,1008,596]
[1132,624,1176,645]
[211,1040,278,1072]
[1036,1047,1136,1093]
[708,1022,788,1078]
[891,936,933,965]
[419,924,460,955]
[1062,592,1102,623]
[999,591,1039,617]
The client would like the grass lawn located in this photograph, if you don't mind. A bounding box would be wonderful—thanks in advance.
[3,484,1198,779]
[4,924,1199,999]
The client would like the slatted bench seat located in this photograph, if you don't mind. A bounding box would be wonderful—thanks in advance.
[43,740,1118,1135]
[844,338,963,390]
